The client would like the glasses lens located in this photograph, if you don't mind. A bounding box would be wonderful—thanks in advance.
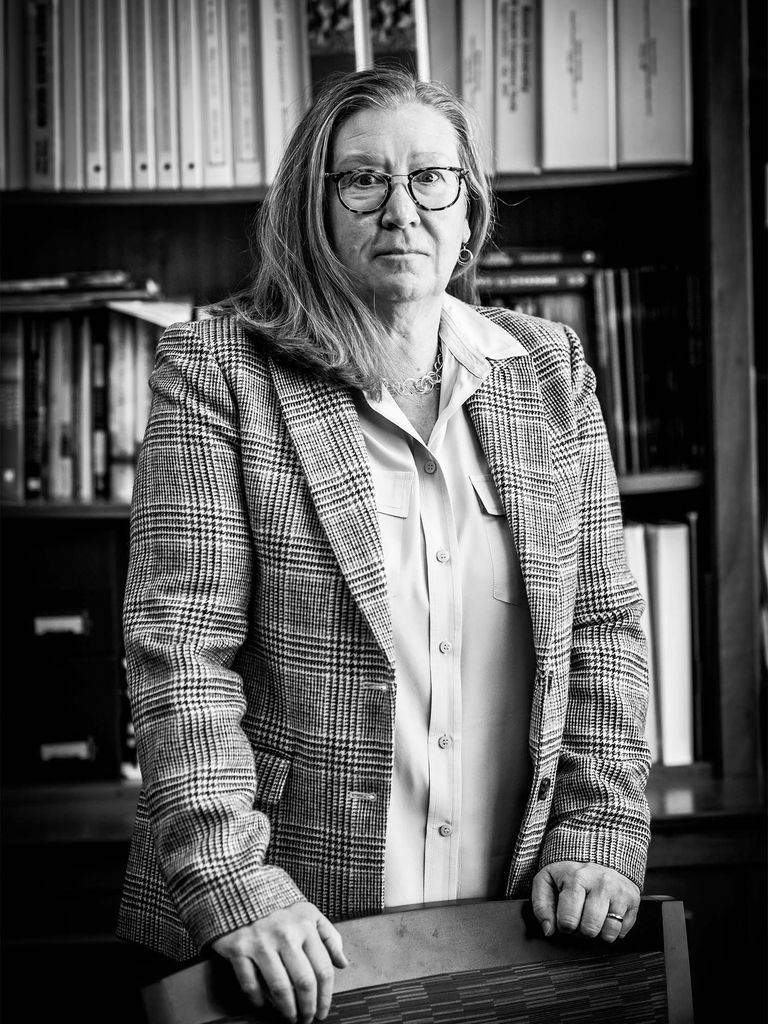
[338,170,390,212]
[410,168,461,210]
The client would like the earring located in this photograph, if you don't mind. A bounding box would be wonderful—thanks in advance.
[457,245,474,266]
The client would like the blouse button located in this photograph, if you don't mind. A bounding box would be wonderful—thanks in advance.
[436,548,450,563]
[438,640,453,655]
[437,734,451,749]
[424,460,437,474]
[438,824,453,838]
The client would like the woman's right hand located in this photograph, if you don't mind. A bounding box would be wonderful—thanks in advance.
[211,901,349,1023]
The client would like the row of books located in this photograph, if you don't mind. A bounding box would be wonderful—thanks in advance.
[623,516,702,767]
[0,298,193,504]
[2,0,692,192]
[477,253,705,476]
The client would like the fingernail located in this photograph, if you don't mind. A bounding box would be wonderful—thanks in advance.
[542,921,554,937]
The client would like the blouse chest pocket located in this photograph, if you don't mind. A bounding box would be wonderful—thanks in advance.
[374,470,413,600]
[469,474,526,606]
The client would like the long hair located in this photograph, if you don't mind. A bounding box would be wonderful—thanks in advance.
[231,66,496,393]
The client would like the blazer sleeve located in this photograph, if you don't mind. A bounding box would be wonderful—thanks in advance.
[123,319,305,952]
[539,323,652,888]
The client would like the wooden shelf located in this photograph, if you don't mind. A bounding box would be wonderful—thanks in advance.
[0,501,131,519]
[617,470,704,495]
[0,168,695,208]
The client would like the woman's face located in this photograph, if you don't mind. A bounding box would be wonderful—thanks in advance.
[327,102,471,314]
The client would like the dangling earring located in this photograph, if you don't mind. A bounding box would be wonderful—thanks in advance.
[457,245,474,266]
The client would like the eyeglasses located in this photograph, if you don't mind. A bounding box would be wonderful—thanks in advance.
[325,166,469,213]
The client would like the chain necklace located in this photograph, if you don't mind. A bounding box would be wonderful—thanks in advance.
[382,346,444,398]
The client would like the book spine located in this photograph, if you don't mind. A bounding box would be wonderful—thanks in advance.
[259,0,309,184]
[107,313,136,503]
[476,268,590,292]
[495,0,540,174]
[306,0,359,98]
[5,0,28,189]
[622,520,659,763]
[91,328,108,498]
[229,0,263,186]
[616,0,692,166]
[461,0,495,170]
[104,0,132,189]
[27,0,63,190]
[133,319,156,457]
[127,0,156,189]
[82,0,107,189]
[481,246,600,268]
[199,0,234,188]
[0,314,25,501]
[47,316,75,499]
[23,317,47,498]
[604,267,627,475]
[60,0,85,189]
[153,0,180,189]
[618,266,640,473]
[74,314,94,501]
[370,0,428,79]
[540,0,616,170]
[176,0,205,188]
[426,0,459,94]
[591,268,621,471]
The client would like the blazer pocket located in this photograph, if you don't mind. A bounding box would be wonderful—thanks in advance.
[469,474,525,606]
[373,470,413,599]
[252,747,291,811]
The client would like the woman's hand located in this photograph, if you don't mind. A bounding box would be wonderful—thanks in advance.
[211,901,349,1023]
[531,861,641,943]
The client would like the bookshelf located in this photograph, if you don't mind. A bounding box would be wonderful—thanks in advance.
[0,3,763,1023]
[0,0,761,786]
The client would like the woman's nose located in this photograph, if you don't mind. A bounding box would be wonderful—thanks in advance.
[381,180,421,228]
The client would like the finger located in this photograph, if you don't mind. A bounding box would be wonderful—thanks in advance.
[281,943,322,1024]
[599,906,626,943]
[257,950,299,1024]
[555,881,587,934]
[531,870,557,937]
[302,928,337,1020]
[579,888,611,938]
[616,900,640,939]
[228,954,266,1008]
[316,916,349,968]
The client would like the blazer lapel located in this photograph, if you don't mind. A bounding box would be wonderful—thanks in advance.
[268,358,395,667]
[467,356,560,673]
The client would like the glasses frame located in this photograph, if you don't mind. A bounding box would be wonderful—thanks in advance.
[324,166,470,214]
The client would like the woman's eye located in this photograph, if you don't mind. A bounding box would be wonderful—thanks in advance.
[349,171,383,188]
[414,169,442,186]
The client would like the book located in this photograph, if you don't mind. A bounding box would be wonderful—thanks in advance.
[481,246,600,268]
[617,266,640,473]
[370,0,429,80]
[644,520,694,766]
[60,0,85,190]
[259,0,309,184]
[132,318,156,459]
[460,0,494,169]
[5,0,27,189]
[107,312,136,503]
[26,0,62,190]
[0,314,25,501]
[153,0,181,189]
[305,0,372,98]
[0,269,135,294]
[105,298,194,326]
[46,316,75,500]
[23,317,47,498]
[623,520,659,763]
[176,0,205,188]
[198,0,234,188]
[82,0,107,189]
[616,0,692,166]
[540,0,616,170]
[73,315,94,502]
[105,0,132,189]
[91,328,108,498]
[228,0,263,186]
[591,268,621,472]
[603,267,627,476]
[127,0,156,189]
[2,280,161,313]
[426,0,459,94]
[476,268,591,293]
[495,0,539,174]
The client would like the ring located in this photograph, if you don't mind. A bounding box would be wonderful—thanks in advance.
[606,913,624,923]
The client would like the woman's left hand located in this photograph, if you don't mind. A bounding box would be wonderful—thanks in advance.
[531,861,641,942]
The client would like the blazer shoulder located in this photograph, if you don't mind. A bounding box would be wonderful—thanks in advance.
[475,304,571,358]
[157,312,272,380]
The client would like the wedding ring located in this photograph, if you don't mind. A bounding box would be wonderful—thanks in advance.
[606,912,624,923]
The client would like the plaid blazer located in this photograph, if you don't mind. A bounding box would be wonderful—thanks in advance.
[116,304,651,962]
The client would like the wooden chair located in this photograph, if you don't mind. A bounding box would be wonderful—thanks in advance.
[142,896,693,1023]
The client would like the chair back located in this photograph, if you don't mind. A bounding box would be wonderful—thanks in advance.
[142,896,693,1023]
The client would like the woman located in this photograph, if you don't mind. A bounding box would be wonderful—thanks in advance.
[118,67,651,1024]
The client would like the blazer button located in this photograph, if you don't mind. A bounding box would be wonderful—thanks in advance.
[537,777,552,801]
